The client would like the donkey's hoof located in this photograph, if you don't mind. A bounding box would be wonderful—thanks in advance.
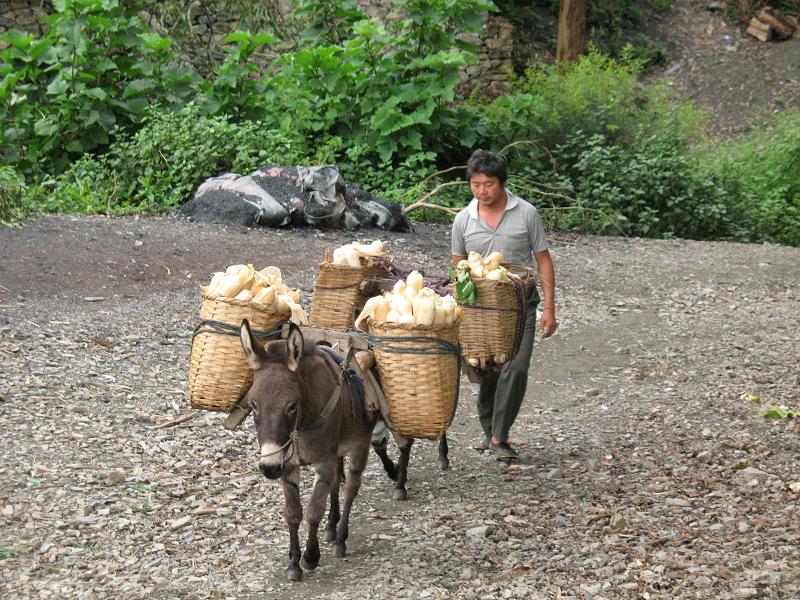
[334,544,347,558]
[393,487,408,501]
[301,557,319,571]
[438,457,450,471]
[287,567,303,582]
[323,528,336,543]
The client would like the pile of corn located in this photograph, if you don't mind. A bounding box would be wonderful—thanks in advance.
[331,240,386,267]
[355,270,461,328]
[455,251,510,281]
[207,264,309,325]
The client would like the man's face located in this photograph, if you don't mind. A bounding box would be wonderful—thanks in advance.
[469,173,506,209]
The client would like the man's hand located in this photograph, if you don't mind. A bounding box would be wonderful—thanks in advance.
[539,308,557,338]
[533,249,557,338]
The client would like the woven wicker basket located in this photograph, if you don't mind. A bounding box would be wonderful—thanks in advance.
[188,287,285,412]
[458,264,535,369]
[310,250,390,330]
[368,320,460,440]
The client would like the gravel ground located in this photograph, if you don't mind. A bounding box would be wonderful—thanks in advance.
[1,215,798,599]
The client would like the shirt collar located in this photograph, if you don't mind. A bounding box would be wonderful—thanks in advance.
[467,189,520,219]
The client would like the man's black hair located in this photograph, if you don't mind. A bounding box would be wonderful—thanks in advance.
[466,150,508,184]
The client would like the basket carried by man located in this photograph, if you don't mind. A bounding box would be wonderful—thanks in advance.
[452,252,535,370]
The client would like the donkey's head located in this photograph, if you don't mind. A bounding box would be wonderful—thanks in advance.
[240,320,306,480]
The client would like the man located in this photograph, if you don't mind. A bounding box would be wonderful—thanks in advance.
[451,150,557,459]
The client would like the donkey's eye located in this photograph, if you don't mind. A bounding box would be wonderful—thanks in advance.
[286,402,298,415]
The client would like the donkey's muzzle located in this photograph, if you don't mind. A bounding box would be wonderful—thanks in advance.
[260,462,282,479]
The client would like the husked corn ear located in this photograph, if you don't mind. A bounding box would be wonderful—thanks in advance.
[440,295,458,325]
[355,296,387,330]
[352,240,386,257]
[332,243,360,266]
[412,296,435,325]
[486,268,508,281]
[214,273,246,297]
[276,293,309,325]
[484,251,504,265]
[373,297,390,322]
[333,246,347,265]
[457,251,510,280]
[392,280,407,296]
[405,271,424,300]
[255,266,282,287]
[398,312,416,325]
[344,246,361,267]
[208,272,224,294]
[390,294,413,315]
[234,289,254,301]
[252,287,275,305]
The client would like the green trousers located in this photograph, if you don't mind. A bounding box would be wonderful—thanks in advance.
[477,288,539,442]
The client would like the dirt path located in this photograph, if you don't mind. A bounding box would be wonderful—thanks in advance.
[1,215,798,599]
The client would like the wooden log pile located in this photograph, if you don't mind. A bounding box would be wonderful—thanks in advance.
[746,7,797,42]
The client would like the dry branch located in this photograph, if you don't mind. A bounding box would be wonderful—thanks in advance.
[403,181,466,215]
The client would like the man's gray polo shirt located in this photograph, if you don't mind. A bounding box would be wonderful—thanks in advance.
[451,190,548,269]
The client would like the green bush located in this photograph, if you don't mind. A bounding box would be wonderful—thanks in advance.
[41,105,307,214]
[0,166,26,223]
[259,0,492,166]
[706,111,800,246]
[0,0,200,178]
[473,48,677,153]
[533,131,729,239]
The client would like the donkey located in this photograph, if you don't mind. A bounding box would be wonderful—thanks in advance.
[239,320,398,581]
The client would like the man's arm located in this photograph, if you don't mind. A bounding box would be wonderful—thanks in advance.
[534,249,557,338]
[451,255,465,266]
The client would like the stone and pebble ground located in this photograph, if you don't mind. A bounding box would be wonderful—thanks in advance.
[0,218,798,599]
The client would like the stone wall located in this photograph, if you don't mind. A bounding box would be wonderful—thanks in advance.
[0,0,52,44]
[0,0,514,88]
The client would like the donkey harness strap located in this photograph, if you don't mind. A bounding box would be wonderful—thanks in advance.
[318,345,355,421]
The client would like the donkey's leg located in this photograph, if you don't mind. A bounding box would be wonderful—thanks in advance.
[438,435,450,471]
[393,434,413,501]
[303,460,335,570]
[372,438,398,481]
[335,445,369,558]
[323,457,343,543]
[280,466,304,582]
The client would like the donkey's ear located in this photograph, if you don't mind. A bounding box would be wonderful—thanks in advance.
[240,319,266,371]
[286,323,304,373]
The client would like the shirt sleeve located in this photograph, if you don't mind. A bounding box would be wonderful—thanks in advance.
[451,211,468,257]
[528,208,549,254]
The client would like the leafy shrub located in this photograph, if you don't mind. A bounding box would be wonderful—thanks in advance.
[0,0,199,178]
[706,111,800,246]
[473,48,674,153]
[260,0,492,165]
[0,166,26,223]
[42,104,307,214]
[537,131,730,239]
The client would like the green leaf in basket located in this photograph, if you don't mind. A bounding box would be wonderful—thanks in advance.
[455,271,476,305]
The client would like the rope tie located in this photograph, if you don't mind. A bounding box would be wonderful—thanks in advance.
[191,319,284,342]
[347,329,461,357]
